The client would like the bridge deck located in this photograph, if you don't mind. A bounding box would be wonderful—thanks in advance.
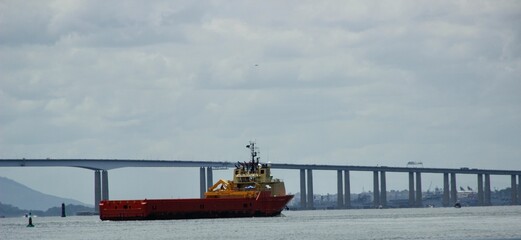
[0,159,520,175]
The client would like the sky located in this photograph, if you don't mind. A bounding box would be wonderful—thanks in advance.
[1,0,520,206]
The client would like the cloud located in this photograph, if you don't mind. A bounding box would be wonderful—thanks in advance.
[1,0,521,202]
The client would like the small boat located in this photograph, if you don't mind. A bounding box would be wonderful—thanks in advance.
[99,142,294,221]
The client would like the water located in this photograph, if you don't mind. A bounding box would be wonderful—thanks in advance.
[2,206,521,240]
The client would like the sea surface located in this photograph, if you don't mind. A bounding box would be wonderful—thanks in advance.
[2,206,521,240]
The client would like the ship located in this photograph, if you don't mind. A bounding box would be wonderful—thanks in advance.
[99,142,294,220]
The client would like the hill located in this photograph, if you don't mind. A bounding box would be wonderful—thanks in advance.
[0,176,90,211]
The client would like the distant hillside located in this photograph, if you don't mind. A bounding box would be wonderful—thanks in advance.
[0,202,94,218]
[0,176,90,211]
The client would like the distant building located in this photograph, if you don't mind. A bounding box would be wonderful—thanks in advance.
[288,187,516,209]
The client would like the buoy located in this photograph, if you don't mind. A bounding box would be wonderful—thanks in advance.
[26,213,34,227]
[61,203,66,217]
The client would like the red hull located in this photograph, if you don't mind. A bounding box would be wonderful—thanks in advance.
[99,192,293,221]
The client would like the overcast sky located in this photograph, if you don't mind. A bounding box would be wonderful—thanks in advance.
[1,1,520,205]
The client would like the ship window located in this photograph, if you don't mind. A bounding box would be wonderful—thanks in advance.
[261,170,265,174]
[243,203,248,208]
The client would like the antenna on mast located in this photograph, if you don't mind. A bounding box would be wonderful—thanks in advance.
[246,141,260,171]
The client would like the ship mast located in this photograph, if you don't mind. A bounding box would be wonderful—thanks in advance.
[246,141,259,171]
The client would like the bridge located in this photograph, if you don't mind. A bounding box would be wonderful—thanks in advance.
[1,159,521,211]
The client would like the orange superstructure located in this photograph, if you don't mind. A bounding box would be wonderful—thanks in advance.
[99,142,293,221]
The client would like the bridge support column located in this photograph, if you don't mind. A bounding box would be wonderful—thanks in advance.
[380,171,387,208]
[344,170,351,209]
[199,167,206,198]
[477,174,484,206]
[517,175,521,204]
[415,172,422,207]
[443,173,449,207]
[101,170,109,200]
[450,173,457,205]
[206,167,213,191]
[300,169,306,209]
[484,174,491,206]
[307,169,314,209]
[337,170,343,208]
[511,175,518,205]
[94,170,101,212]
[408,172,415,207]
[373,171,380,208]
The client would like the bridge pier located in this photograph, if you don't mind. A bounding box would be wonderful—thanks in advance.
[450,173,457,205]
[408,172,415,207]
[484,174,491,205]
[407,172,422,207]
[344,170,351,208]
[337,170,343,208]
[336,170,352,209]
[300,169,306,209]
[307,169,314,209]
[511,174,518,205]
[477,174,484,206]
[517,175,521,204]
[199,167,206,198]
[101,170,109,200]
[206,167,213,191]
[373,171,380,208]
[380,171,387,208]
[94,170,101,212]
[415,172,422,207]
[443,173,449,207]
